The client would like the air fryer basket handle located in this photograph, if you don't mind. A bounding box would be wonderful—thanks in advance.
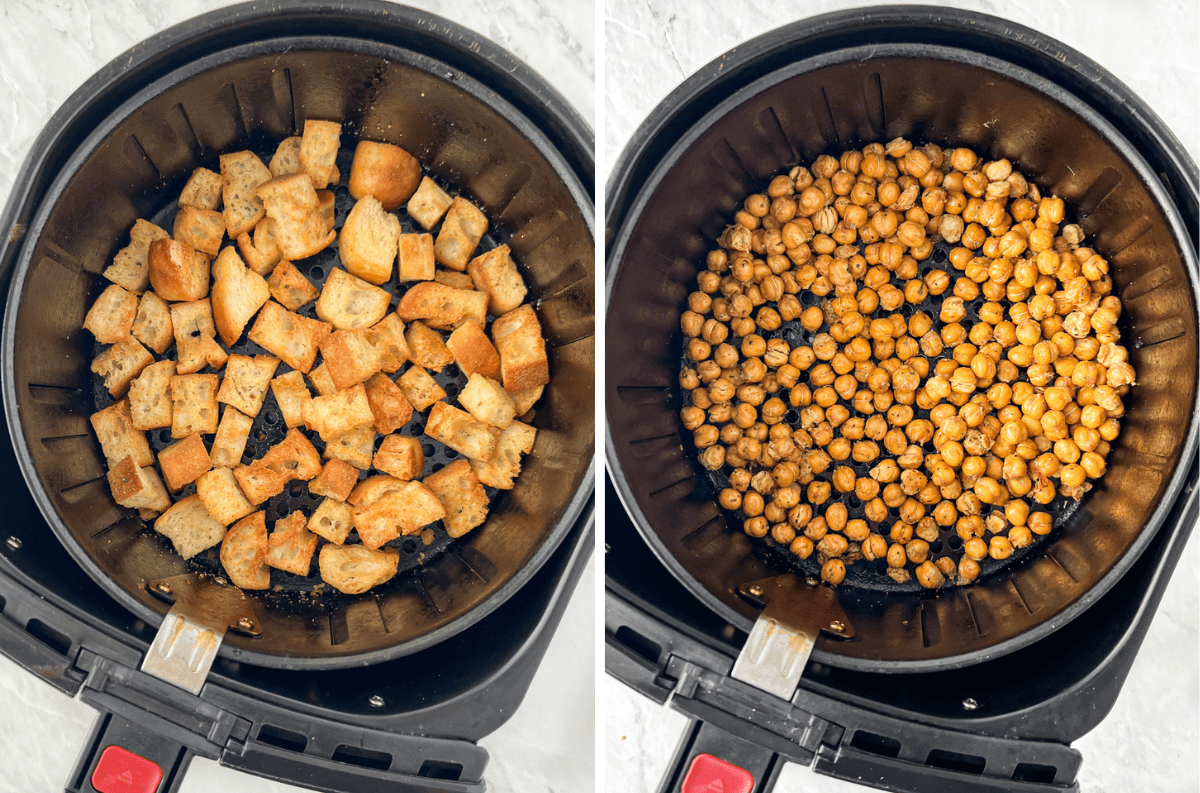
[65,710,194,793]
[659,719,784,793]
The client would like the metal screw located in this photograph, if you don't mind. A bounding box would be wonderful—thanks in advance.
[5,536,21,551]
[747,585,764,597]
[962,698,979,711]
[155,582,173,595]
[214,576,229,587]
[236,617,256,632]
[829,620,846,633]
[368,695,385,708]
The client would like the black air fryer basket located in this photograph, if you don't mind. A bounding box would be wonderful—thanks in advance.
[605,7,1197,792]
[0,3,594,792]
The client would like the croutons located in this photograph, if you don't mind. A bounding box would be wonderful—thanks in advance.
[106,455,171,513]
[236,217,282,276]
[458,373,516,428]
[323,426,377,470]
[315,268,392,331]
[364,373,413,434]
[319,543,399,595]
[509,385,544,416]
[471,420,536,489]
[154,494,226,559]
[407,176,453,230]
[269,136,302,178]
[306,383,374,442]
[247,301,331,373]
[235,428,322,504]
[84,284,138,343]
[169,373,220,437]
[467,244,527,315]
[372,435,424,481]
[309,459,359,502]
[405,321,454,371]
[211,247,270,346]
[220,150,272,238]
[266,260,319,310]
[425,460,488,538]
[170,299,228,375]
[216,354,280,417]
[435,269,475,290]
[90,399,154,469]
[398,233,435,282]
[298,119,342,190]
[256,173,335,260]
[92,337,154,397]
[128,360,176,431]
[210,405,253,468]
[308,498,354,544]
[351,480,445,549]
[366,313,409,373]
[131,291,174,354]
[397,366,446,411]
[319,329,385,391]
[339,195,400,285]
[178,167,224,211]
[195,467,255,526]
[173,205,225,256]
[269,371,311,429]
[492,304,550,391]
[148,237,210,302]
[307,362,337,396]
[434,196,488,271]
[104,219,169,293]
[446,321,501,380]
[266,511,319,576]
[349,140,421,210]
[426,402,498,462]
[221,512,270,590]
[158,433,213,492]
[395,282,488,331]
[347,475,406,506]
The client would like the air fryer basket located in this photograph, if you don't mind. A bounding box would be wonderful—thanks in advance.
[5,31,595,669]
[606,39,1198,671]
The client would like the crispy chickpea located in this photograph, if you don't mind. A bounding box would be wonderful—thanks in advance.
[718,488,743,511]
[915,561,945,589]
[744,517,769,538]
[1028,512,1053,535]
[791,535,815,558]
[988,535,1014,560]
[821,559,847,585]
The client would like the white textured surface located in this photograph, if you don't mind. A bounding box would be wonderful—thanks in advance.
[0,1,594,792]
[604,1,1199,792]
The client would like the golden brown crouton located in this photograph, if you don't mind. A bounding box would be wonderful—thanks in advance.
[221,511,270,590]
[235,428,322,504]
[211,247,270,346]
[372,435,424,481]
[398,233,435,282]
[323,426,378,470]
[426,402,498,462]
[154,494,226,559]
[467,244,527,315]
[425,460,488,538]
[173,205,225,256]
[256,173,335,260]
[395,282,488,331]
[84,284,138,343]
[446,321,501,380]
[407,176,453,230]
[492,304,550,391]
[131,291,174,354]
[178,167,224,211]
[339,195,400,285]
[298,119,342,190]
[90,399,153,468]
[347,475,406,506]
[351,480,445,549]
[366,313,409,373]
[217,354,281,417]
[396,366,446,411]
[306,383,375,442]
[236,217,283,276]
[266,511,319,575]
[210,405,253,467]
[269,136,302,178]
[309,459,359,502]
[269,371,310,429]
[170,299,228,375]
[104,219,169,293]
[349,140,421,210]
[266,260,319,310]
[458,373,516,428]
[247,301,332,373]
[158,433,213,492]
[509,385,544,416]
[364,373,413,434]
[220,150,272,238]
[128,360,176,431]
[92,337,154,398]
[308,498,355,544]
[106,455,171,513]
[434,269,475,290]
[319,543,399,594]
[315,268,392,331]
[148,238,209,302]
[471,420,536,489]
[307,361,337,396]
[405,320,454,371]
[169,373,220,437]
[195,466,255,526]
[316,189,336,235]
[319,329,385,391]
[434,197,488,271]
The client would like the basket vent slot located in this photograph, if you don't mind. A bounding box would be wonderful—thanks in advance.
[418,760,463,781]
[926,748,985,775]
[614,625,662,665]
[849,730,900,759]
[257,724,307,753]
[332,744,392,771]
[25,619,71,656]
[1013,762,1057,783]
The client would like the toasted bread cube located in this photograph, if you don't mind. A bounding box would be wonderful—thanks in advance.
[90,399,153,468]
[349,140,421,210]
[220,151,272,237]
[364,373,413,434]
[170,299,228,375]
[407,176,453,231]
[266,511,319,576]
[315,268,392,331]
[307,361,337,396]
[158,433,213,492]
[458,373,516,429]
[173,205,225,256]
[426,402,498,462]
[154,494,225,559]
[323,426,377,470]
[266,260,318,310]
[257,173,335,260]
[169,373,220,438]
[211,405,253,467]
[492,304,550,391]
[105,219,170,293]
[196,467,255,526]
[306,383,374,442]
[425,460,488,538]
[299,119,342,190]
[351,480,445,549]
[446,321,501,380]
[397,365,445,411]
[467,244,527,315]
[248,301,332,373]
[373,435,424,481]
[398,233,435,282]
[131,291,174,354]
[235,428,322,503]
[217,354,281,417]
[178,167,224,211]
[435,269,475,290]
[471,421,536,489]
[236,217,282,276]
[339,195,399,285]
[128,360,176,431]
[92,337,153,397]
[84,284,138,343]
[221,511,269,590]
[396,282,488,331]
[509,385,544,416]
[405,321,453,372]
[147,237,209,302]
[310,459,359,502]
[269,371,310,430]
[319,543,399,594]
[308,498,355,544]
[269,136,302,177]
[211,247,270,346]
[434,197,488,271]
[347,475,406,506]
[106,455,171,512]
[316,189,336,235]
[319,329,384,391]
[367,314,409,373]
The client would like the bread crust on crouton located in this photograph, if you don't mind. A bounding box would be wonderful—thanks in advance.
[458,373,516,428]
[434,197,488,271]
[220,151,272,237]
[322,426,377,470]
[491,304,550,392]
[179,167,224,211]
[398,233,435,282]
[434,269,475,289]
[210,405,253,467]
[367,314,409,373]
[319,543,399,594]
[217,354,281,417]
[407,176,453,230]
[306,383,374,442]
[347,474,407,507]
[269,136,302,178]
[467,245,527,315]
[212,247,271,346]
[154,494,226,559]
[92,337,154,397]
[405,321,454,371]
[425,460,488,538]
[236,217,283,276]
[319,329,385,391]
[158,433,213,492]
[104,219,169,293]
[426,402,498,462]
[364,373,413,434]
[349,140,421,210]
[395,282,488,331]
[446,321,501,381]
[309,459,359,502]
[256,173,335,260]
[269,371,311,430]
[196,466,255,526]
[131,291,174,354]
[247,301,332,373]
[221,511,270,589]
[339,195,400,285]
[173,205,225,257]
[351,480,445,549]
[315,268,392,331]
[266,260,319,310]
[471,420,536,489]
[396,366,446,411]
[235,428,321,504]
[84,284,138,344]
[90,399,154,468]
[266,511,319,575]
[372,434,424,481]
[148,238,210,302]
[298,119,342,190]
[106,455,171,512]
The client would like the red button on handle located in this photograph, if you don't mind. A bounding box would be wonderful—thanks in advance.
[681,752,756,793]
[91,745,164,793]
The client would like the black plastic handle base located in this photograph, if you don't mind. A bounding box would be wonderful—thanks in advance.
[65,710,193,793]
[660,719,785,793]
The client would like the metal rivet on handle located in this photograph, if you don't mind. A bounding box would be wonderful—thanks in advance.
[962,698,979,711]
[5,536,21,551]
[369,695,385,708]
[155,582,173,595]
[829,620,846,632]
[237,618,255,631]
[747,585,764,597]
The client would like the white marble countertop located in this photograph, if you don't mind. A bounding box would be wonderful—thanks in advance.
[0,2,594,792]
[604,1,1198,792]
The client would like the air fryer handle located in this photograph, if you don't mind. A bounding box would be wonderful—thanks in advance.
[659,719,783,793]
[65,709,193,793]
